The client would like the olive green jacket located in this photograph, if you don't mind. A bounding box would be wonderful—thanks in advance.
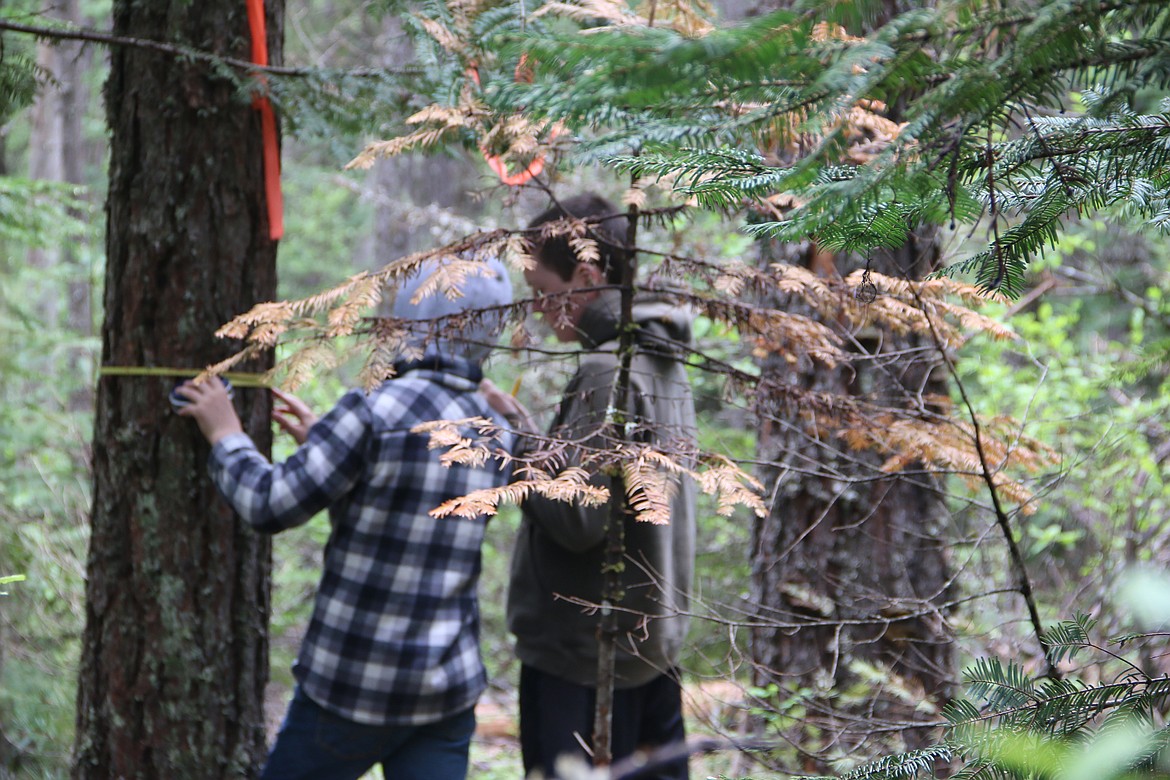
[507,289,698,688]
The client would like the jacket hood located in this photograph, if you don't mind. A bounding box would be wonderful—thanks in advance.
[577,288,693,354]
[392,255,513,364]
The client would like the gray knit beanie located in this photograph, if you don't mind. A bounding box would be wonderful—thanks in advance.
[391,255,513,364]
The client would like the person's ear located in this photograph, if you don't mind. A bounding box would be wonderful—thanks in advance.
[573,262,603,288]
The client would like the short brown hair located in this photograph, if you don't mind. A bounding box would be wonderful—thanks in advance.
[527,194,631,286]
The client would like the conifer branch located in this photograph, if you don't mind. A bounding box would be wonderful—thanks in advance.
[914,287,1058,680]
[591,185,642,769]
[0,17,416,78]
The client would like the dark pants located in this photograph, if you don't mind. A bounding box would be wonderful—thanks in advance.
[259,686,476,780]
[519,664,689,780]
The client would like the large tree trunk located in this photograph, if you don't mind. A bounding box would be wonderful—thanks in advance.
[749,236,955,765]
[73,1,282,777]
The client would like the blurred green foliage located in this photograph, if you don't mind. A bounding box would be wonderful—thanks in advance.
[952,218,1170,647]
[0,164,98,774]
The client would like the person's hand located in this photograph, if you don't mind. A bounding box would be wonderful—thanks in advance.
[176,378,244,445]
[479,378,538,433]
[271,387,318,445]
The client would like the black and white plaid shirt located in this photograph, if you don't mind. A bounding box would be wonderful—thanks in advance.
[208,358,510,725]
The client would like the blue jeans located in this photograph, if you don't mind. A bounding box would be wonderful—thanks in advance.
[260,687,476,780]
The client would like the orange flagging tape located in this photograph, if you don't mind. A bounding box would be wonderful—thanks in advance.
[467,58,556,187]
[246,0,283,240]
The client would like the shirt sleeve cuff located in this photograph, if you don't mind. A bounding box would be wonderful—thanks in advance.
[212,432,256,459]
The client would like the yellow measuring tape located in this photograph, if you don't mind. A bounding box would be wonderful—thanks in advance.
[98,366,271,388]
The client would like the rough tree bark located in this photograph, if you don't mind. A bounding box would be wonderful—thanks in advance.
[73,1,282,777]
[750,234,955,763]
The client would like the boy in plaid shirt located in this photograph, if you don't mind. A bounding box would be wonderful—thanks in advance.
[178,257,513,780]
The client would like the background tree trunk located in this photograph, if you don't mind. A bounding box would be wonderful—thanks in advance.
[365,14,483,271]
[23,0,101,410]
[739,0,954,765]
[73,1,282,777]
[749,234,955,764]
[58,0,101,400]
[26,31,66,330]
